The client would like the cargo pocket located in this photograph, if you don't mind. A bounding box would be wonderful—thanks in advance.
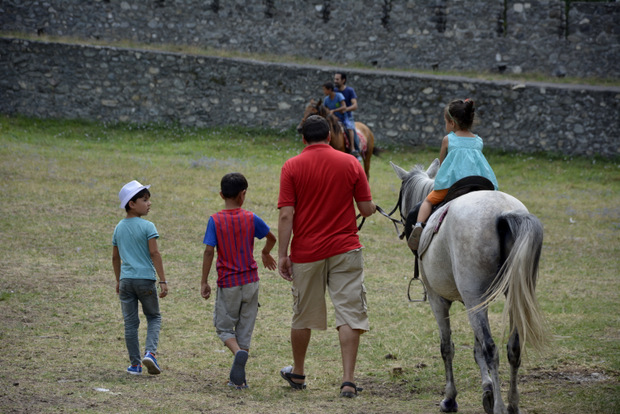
[360,283,368,313]
[291,286,300,315]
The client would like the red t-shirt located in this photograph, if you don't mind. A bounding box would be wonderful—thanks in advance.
[278,144,372,263]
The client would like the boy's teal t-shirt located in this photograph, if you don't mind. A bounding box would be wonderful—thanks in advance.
[112,217,159,280]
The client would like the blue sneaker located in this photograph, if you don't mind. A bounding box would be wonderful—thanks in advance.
[127,364,142,375]
[142,351,161,375]
[351,151,363,162]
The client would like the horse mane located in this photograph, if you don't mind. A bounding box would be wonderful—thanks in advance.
[315,100,343,137]
[400,163,437,214]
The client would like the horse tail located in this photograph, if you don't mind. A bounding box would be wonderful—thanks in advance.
[478,211,549,352]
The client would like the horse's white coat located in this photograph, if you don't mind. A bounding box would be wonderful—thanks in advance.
[391,161,547,414]
[421,191,527,304]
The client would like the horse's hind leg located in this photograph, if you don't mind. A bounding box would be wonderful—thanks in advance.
[506,323,521,414]
[474,335,494,413]
[467,309,507,414]
[428,294,458,412]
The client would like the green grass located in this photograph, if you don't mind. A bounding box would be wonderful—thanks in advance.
[0,115,618,413]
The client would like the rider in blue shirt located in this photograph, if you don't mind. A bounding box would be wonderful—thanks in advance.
[323,82,361,161]
[334,72,361,161]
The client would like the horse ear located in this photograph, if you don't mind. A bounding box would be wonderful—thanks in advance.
[427,158,440,178]
[390,162,409,180]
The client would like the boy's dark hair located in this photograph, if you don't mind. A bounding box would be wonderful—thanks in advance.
[125,188,151,212]
[302,115,330,143]
[323,82,334,91]
[221,172,248,199]
[445,99,476,131]
[336,72,347,83]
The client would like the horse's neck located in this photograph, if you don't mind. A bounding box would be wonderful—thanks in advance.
[403,176,435,213]
[326,115,345,150]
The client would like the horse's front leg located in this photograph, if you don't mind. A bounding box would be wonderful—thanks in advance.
[428,293,458,412]
[506,318,521,414]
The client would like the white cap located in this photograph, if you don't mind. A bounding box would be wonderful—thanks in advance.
[118,180,151,208]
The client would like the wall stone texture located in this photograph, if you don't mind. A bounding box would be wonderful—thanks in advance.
[2,38,618,157]
[0,0,618,79]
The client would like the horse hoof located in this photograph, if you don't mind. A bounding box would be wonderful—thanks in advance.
[508,406,521,414]
[482,387,494,414]
[440,398,458,413]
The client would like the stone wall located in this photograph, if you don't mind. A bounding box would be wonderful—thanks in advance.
[2,38,618,157]
[0,0,618,79]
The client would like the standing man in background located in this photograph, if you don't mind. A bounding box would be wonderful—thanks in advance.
[334,72,362,161]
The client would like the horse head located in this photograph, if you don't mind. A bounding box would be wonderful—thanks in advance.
[296,99,322,133]
[390,159,439,215]
[296,98,345,152]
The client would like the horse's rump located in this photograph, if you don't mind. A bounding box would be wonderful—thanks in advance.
[419,191,528,300]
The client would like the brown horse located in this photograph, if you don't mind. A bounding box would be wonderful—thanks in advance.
[297,99,376,179]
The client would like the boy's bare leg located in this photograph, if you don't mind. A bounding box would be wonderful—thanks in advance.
[224,337,247,355]
[348,130,355,153]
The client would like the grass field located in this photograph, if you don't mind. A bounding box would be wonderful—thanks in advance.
[0,115,618,413]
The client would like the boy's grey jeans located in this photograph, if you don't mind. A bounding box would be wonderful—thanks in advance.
[119,279,161,366]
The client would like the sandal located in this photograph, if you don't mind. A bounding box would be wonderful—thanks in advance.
[280,365,306,390]
[407,223,424,251]
[340,381,362,398]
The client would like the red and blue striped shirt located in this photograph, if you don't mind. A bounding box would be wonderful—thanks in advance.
[203,208,270,288]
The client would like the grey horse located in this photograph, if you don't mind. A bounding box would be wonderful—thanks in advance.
[391,160,548,414]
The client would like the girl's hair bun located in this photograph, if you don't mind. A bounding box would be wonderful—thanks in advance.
[464,98,475,113]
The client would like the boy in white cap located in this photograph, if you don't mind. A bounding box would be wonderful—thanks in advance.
[112,180,168,375]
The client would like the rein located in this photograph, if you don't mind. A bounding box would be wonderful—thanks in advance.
[356,186,428,303]
[357,187,406,238]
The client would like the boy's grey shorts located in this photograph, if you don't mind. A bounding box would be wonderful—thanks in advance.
[213,281,259,350]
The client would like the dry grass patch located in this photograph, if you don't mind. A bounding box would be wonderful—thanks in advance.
[0,115,618,413]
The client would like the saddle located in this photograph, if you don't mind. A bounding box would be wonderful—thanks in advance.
[404,176,495,244]
[341,124,367,155]
[406,176,495,283]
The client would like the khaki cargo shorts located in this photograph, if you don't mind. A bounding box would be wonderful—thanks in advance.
[290,249,368,332]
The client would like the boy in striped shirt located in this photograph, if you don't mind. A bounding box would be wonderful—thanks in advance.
[201,172,277,389]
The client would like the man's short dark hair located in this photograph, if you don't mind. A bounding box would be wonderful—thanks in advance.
[323,82,334,91]
[336,72,347,83]
[302,115,330,143]
[221,172,248,198]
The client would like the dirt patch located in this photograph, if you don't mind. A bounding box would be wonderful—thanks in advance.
[522,365,618,384]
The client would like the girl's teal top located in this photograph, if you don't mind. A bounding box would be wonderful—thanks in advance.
[433,132,499,191]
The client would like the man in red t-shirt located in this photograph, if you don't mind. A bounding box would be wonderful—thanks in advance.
[277,115,376,398]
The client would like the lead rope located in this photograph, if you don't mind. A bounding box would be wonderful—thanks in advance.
[355,187,427,302]
[357,187,406,237]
